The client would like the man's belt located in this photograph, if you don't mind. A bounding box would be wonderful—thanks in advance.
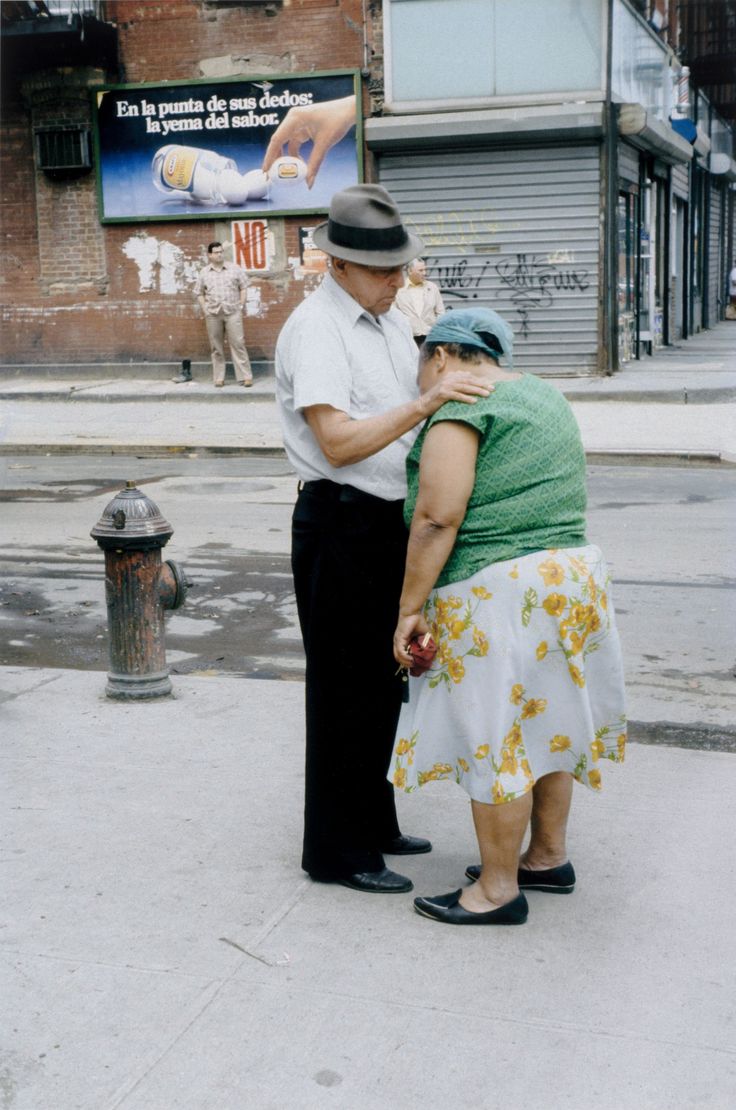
[299,479,401,508]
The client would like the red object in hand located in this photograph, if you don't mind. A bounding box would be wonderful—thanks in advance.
[408,633,437,676]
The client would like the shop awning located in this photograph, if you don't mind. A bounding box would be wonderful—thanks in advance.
[618,104,695,164]
[365,102,605,152]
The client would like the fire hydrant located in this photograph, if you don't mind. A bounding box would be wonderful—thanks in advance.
[91,482,190,700]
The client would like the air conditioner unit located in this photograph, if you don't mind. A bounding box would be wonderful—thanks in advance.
[34,126,92,174]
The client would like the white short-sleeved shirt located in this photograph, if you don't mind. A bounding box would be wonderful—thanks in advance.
[394,279,445,336]
[275,273,420,500]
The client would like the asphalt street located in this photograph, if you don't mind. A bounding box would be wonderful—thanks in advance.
[1,453,734,745]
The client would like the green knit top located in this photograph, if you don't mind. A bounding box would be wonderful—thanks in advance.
[404,374,588,587]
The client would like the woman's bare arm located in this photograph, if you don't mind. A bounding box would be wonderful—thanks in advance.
[394,420,480,665]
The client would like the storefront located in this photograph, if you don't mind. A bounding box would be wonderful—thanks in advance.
[376,141,603,375]
[670,163,690,342]
[616,181,637,363]
[372,0,718,376]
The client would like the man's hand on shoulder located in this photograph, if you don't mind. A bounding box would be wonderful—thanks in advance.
[419,371,492,418]
[301,372,492,470]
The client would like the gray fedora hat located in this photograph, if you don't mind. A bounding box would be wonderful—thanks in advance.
[312,184,424,266]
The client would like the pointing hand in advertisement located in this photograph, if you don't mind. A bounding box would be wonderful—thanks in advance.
[262,95,356,189]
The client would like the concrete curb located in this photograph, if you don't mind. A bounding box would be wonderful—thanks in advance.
[0,443,287,458]
[2,443,734,465]
[559,388,736,404]
[584,449,735,466]
[0,387,275,404]
[1,381,733,405]
[0,360,272,381]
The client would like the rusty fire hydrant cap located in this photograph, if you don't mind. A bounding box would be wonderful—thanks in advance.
[91,482,174,551]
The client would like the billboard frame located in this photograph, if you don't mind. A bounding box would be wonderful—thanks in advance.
[92,68,363,225]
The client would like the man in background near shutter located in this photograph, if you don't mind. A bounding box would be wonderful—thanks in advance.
[395,258,446,347]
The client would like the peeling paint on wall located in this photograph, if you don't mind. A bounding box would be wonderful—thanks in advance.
[122,234,158,292]
[286,256,325,299]
[244,286,264,318]
[122,233,200,294]
[287,256,304,281]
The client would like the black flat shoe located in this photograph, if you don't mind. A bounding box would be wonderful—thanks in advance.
[381,834,432,856]
[414,889,528,925]
[336,868,413,893]
[465,860,576,893]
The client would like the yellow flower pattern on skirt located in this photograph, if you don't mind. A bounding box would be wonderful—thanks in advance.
[389,545,627,805]
[420,588,493,688]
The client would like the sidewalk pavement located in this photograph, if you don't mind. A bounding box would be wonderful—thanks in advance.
[1,323,735,462]
[3,663,735,1110]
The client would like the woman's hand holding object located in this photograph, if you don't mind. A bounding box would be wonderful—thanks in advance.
[393,612,434,671]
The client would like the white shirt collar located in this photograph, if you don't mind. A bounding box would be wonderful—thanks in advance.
[322,272,384,331]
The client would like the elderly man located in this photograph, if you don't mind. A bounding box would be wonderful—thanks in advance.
[395,257,446,347]
[275,184,489,893]
[195,241,253,387]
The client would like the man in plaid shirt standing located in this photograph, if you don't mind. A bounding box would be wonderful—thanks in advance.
[195,242,253,387]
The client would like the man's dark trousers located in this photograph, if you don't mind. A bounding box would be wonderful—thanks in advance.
[292,480,408,879]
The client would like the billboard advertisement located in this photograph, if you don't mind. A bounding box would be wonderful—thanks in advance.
[93,70,361,223]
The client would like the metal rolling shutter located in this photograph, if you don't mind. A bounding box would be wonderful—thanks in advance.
[618,142,640,186]
[379,146,601,374]
[708,182,723,325]
[672,163,689,200]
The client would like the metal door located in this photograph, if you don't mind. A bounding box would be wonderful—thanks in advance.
[708,182,723,326]
[379,145,602,374]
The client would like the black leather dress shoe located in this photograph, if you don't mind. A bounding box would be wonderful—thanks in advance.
[381,834,432,856]
[337,867,413,893]
[465,860,576,893]
[414,889,528,925]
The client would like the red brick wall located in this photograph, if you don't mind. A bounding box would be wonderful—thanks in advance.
[112,0,364,84]
[0,0,367,365]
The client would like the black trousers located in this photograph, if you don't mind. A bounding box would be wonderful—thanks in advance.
[291,480,408,879]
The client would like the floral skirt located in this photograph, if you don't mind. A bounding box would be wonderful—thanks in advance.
[389,545,627,805]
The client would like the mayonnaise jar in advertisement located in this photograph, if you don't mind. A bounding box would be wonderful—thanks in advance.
[151,145,237,204]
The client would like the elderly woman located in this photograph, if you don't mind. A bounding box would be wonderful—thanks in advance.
[389,308,626,925]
